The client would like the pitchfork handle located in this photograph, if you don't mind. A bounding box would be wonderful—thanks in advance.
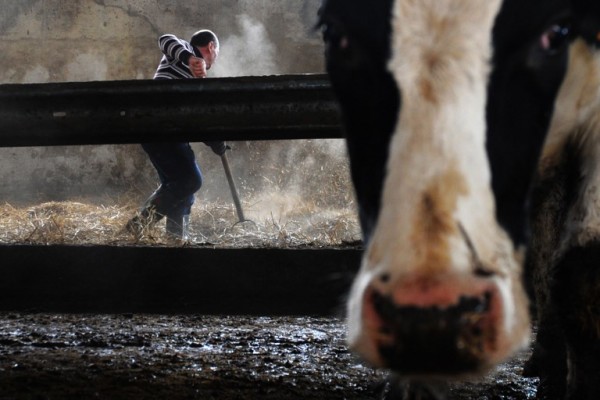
[220,153,246,222]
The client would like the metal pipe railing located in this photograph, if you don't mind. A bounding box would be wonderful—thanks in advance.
[0,74,342,147]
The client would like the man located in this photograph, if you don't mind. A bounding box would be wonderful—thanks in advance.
[127,30,227,240]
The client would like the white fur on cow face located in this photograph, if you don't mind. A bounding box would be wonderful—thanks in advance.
[540,39,600,250]
[347,0,531,373]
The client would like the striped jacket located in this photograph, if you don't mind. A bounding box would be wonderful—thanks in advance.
[153,34,202,80]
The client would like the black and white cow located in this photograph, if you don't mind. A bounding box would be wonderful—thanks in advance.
[526,1,600,398]
[318,0,572,389]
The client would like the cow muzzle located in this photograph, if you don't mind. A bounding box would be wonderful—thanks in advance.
[355,274,505,376]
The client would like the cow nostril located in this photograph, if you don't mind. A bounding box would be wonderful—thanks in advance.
[379,325,393,335]
[371,290,392,320]
[458,293,491,314]
[380,273,391,283]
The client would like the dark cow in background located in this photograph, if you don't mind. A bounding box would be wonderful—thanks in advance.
[526,1,600,398]
[318,0,572,397]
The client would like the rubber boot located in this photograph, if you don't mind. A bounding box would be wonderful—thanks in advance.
[125,189,166,239]
[126,206,162,239]
[166,214,190,241]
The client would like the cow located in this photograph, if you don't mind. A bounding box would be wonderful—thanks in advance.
[526,2,600,398]
[318,0,573,396]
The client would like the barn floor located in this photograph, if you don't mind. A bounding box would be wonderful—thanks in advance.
[0,313,538,400]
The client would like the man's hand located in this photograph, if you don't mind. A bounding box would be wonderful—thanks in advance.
[189,56,207,78]
[205,141,230,156]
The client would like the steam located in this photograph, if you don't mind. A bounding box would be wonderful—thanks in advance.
[212,15,279,77]
[203,16,356,231]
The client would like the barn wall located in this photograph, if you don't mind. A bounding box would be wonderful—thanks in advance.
[0,0,329,205]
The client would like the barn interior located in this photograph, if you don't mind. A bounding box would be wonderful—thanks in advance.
[0,1,538,398]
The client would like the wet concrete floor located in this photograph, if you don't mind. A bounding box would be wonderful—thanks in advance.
[0,313,538,399]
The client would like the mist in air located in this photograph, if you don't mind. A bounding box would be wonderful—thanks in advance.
[212,15,279,77]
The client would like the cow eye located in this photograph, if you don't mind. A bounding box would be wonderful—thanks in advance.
[539,23,571,54]
[321,22,350,51]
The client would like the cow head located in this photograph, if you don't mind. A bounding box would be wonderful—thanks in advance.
[319,0,572,376]
[526,4,600,398]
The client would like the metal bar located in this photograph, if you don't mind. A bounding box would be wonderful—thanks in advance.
[0,74,342,147]
[0,244,360,315]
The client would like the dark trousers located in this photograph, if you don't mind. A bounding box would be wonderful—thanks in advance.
[141,142,203,230]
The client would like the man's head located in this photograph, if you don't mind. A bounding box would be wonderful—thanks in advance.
[191,29,220,69]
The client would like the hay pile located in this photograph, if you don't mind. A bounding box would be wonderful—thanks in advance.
[0,201,136,246]
[0,196,361,248]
